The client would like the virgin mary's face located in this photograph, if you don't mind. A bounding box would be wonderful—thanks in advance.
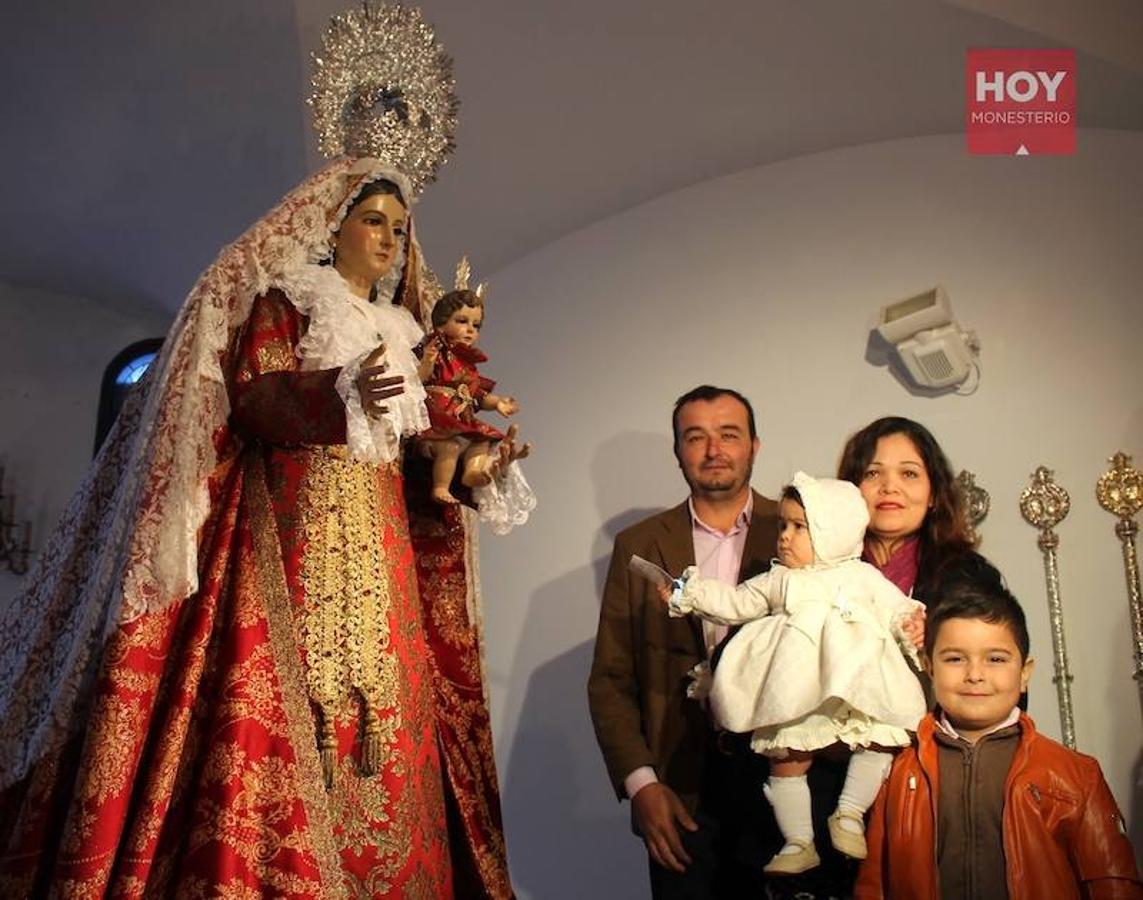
[333,193,407,292]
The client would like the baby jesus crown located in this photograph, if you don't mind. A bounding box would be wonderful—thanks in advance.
[454,256,487,299]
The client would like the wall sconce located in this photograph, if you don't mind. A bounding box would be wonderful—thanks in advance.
[0,464,32,575]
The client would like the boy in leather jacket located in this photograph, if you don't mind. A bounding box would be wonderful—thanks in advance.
[856,583,1142,900]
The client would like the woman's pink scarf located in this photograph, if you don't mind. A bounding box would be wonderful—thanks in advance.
[866,536,920,595]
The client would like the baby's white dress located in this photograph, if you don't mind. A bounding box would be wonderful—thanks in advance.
[669,472,926,756]
[673,560,926,755]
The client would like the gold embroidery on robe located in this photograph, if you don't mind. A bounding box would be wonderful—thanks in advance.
[247,456,345,892]
[215,642,291,740]
[190,743,321,893]
[297,449,401,761]
[73,692,147,807]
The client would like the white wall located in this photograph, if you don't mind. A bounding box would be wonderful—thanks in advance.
[473,129,1143,898]
[0,284,168,602]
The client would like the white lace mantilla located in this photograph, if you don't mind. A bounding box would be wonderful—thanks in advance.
[278,262,428,464]
[0,158,427,789]
[0,154,533,791]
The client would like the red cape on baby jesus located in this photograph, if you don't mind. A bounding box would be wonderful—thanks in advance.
[421,337,507,443]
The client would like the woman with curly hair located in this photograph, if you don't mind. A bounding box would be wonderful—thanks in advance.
[837,416,1003,608]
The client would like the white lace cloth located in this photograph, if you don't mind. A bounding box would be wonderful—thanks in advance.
[472,460,537,535]
[281,262,428,464]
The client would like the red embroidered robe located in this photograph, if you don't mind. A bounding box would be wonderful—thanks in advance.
[0,293,513,899]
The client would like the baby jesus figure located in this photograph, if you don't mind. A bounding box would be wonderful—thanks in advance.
[418,278,522,504]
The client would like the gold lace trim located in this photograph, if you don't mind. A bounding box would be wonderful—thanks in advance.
[297,448,401,787]
[246,453,344,894]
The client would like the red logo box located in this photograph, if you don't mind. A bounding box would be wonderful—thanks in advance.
[966,49,1075,155]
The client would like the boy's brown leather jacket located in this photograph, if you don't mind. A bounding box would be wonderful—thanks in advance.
[855,713,1142,900]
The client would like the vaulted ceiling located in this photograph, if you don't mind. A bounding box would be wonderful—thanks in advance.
[4,0,1141,318]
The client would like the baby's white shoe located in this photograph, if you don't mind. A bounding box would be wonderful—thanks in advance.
[827,809,867,859]
[762,839,821,875]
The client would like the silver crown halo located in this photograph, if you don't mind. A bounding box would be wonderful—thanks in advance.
[308,3,459,195]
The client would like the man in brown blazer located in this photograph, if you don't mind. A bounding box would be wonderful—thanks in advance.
[587,385,781,898]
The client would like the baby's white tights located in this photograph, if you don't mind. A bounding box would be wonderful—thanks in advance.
[835,748,894,831]
[763,774,813,852]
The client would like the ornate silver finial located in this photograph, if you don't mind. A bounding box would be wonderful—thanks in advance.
[308,3,459,194]
[955,469,990,542]
[1019,466,1071,534]
[1097,452,1143,520]
[1019,465,1075,748]
[1095,452,1143,711]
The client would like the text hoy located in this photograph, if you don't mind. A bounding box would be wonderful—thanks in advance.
[974,70,1068,103]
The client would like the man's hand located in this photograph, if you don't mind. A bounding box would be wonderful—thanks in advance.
[631,782,697,873]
